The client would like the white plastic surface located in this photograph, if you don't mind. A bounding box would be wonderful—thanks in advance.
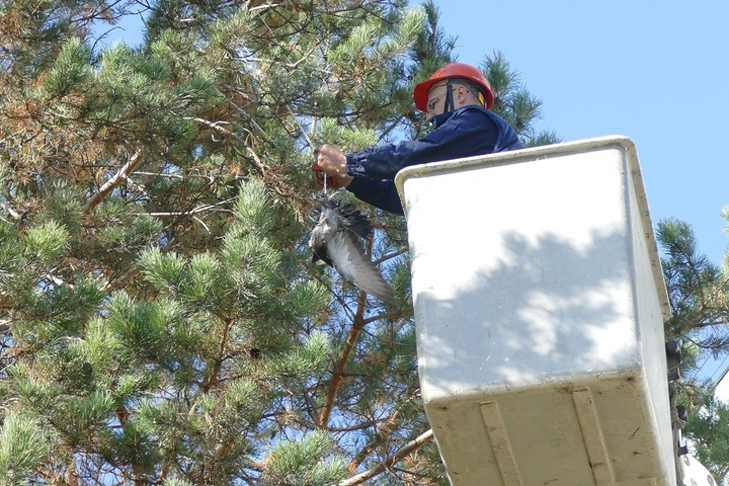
[679,455,717,486]
[395,137,674,486]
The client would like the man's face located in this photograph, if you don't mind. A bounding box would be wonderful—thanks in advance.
[425,82,449,121]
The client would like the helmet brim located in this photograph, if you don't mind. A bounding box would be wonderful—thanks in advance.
[413,77,440,112]
[413,76,495,112]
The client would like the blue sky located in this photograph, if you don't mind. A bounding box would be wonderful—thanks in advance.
[433,0,729,265]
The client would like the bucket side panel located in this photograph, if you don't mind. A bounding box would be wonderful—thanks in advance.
[406,149,640,403]
[625,158,675,484]
[427,377,667,486]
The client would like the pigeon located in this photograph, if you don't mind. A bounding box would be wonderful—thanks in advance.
[309,197,393,303]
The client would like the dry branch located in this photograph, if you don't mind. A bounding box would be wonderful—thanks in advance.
[348,409,402,473]
[318,232,375,428]
[84,149,143,214]
[318,289,368,428]
[338,429,434,486]
[0,199,21,220]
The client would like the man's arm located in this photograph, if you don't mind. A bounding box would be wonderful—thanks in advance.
[316,107,519,214]
[315,147,403,214]
[345,107,502,180]
[346,177,403,215]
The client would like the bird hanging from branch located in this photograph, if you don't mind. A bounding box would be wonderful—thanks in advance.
[309,195,393,303]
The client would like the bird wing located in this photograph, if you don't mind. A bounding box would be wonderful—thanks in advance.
[339,205,371,240]
[326,232,393,303]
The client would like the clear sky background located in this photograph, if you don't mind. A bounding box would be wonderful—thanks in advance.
[433,0,729,266]
[94,1,729,385]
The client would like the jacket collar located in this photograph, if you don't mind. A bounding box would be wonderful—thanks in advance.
[430,105,488,129]
[430,110,453,129]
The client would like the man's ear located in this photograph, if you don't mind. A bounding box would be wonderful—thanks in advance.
[455,85,471,102]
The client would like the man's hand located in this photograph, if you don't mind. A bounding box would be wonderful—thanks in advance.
[315,145,353,189]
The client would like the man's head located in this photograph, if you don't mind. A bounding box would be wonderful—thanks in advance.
[413,62,495,118]
[425,79,485,120]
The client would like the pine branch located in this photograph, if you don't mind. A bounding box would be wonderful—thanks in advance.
[135,171,217,183]
[361,313,389,325]
[115,406,146,486]
[202,318,234,393]
[84,149,143,214]
[184,113,313,216]
[373,247,407,265]
[190,318,236,482]
[318,233,375,428]
[65,454,80,486]
[338,429,434,486]
[137,197,237,217]
[318,289,368,428]
[0,199,21,220]
[184,117,238,140]
[101,267,137,292]
[348,409,402,472]
[120,174,148,199]
[310,271,356,322]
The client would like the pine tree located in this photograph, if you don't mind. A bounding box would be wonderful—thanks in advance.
[0,1,554,484]
[483,51,559,147]
[685,392,729,482]
[657,219,729,483]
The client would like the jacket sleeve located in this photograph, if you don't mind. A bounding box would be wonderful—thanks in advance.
[345,108,500,180]
[345,176,404,215]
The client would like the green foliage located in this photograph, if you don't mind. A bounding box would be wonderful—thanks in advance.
[187,252,222,301]
[318,118,379,152]
[39,181,84,233]
[656,218,729,482]
[286,280,330,321]
[272,330,331,376]
[61,390,116,441]
[483,51,558,146]
[330,20,380,66]
[163,477,195,486]
[387,8,428,57]
[686,394,729,481]
[263,431,347,485]
[42,37,91,97]
[207,9,255,49]
[220,378,262,422]
[410,0,455,81]
[80,317,124,370]
[657,219,727,341]
[139,247,187,290]
[0,413,50,486]
[24,221,69,263]
[233,179,277,237]
[108,292,170,354]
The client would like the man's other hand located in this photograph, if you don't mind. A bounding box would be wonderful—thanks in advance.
[316,145,353,189]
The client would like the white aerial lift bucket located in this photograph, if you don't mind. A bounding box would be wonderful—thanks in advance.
[395,137,675,486]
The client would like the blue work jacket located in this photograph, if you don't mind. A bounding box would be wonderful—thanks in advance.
[345,105,523,215]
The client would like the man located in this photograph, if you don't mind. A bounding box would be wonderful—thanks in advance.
[316,63,522,215]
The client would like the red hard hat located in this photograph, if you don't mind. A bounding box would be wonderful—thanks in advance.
[413,62,495,111]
